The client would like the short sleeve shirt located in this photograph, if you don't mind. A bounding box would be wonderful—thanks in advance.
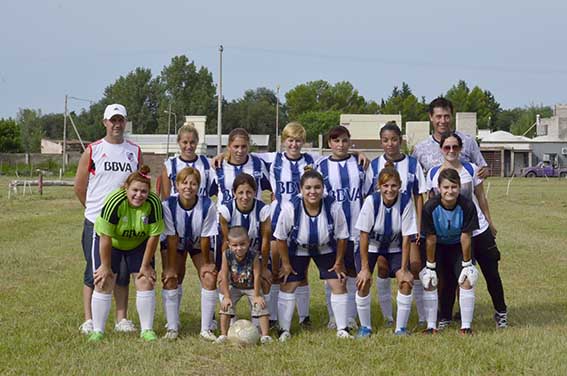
[421,194,479,245]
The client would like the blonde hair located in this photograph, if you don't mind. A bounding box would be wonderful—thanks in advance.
[176,166,201,187]
[177,123,199,142]
[281,122,306,142]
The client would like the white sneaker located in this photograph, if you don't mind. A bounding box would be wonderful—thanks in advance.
[79,319,93,335]
[278,330,291,342]
[163,329,178,340]
[210,319,218,331]
[215,335,227,344]
[336,329,353,339]
[347,317,359,331]
[327,318,337,330]
[260,335,273,344]
[114,319,136,333]
[200,330,217,341]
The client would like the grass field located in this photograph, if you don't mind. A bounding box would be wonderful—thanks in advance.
[1,176,567,375]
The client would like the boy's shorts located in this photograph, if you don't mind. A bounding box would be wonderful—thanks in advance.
[219,287,269,317]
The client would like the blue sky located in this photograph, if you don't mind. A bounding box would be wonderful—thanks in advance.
[2,0,567,118]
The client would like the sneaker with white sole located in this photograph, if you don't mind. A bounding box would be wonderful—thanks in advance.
[200,330,217,341]
[115,319,136,333]
[163,329,178,340]
[260,335,273,344]
[79,319,94,335]
[87,331,104,342]
[140,329,158,342]
[356,326,372,339]
[494,311,508,329]
[336,329,353,339]
[394,328,409,336]
[215,335,227,344]
[347,317,359,331]
[327,318,337,330]
[384,318,394,328]
[278,330,291,342]
[210,319,218,331]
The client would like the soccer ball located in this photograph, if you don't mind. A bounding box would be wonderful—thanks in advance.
[227,319,260,345]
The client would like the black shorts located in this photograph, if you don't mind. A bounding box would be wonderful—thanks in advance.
[286,252,338,282]
[93,238,154,276]
[355,252,402,278]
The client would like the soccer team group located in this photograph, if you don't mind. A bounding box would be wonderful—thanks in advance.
[75,97,507,344]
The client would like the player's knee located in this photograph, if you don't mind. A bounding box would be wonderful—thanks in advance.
[399,281,412,295]
[202,273,216,290]
[135,275,154,291]
[163,277,177,290]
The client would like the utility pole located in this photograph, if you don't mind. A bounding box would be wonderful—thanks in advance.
[275,84,280,151]
[62,95,68,173]
[166,102,172,156]
[217,45,224,155]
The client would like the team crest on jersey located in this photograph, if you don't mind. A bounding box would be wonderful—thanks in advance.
[141,215,148,225]
[122,216,128,223]
[126,152,135,162]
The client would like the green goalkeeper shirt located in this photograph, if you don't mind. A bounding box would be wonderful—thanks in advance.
[95,188,164,251]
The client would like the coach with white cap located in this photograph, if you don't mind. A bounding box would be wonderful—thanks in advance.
[74,103,143,335]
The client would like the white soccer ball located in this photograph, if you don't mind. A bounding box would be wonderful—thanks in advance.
[227,319,260,346]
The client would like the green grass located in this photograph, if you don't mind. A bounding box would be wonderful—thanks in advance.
[1,176,567,375]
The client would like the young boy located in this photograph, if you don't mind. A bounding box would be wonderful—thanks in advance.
[216,226,272,344]
[315,125,373,329]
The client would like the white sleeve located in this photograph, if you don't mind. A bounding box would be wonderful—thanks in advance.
[253,152,276,164]
[401,200,418,236]
[162,201,176,236]
[273,202,293,240]
[218,204,231,222]
[425,169,434,192]
[415,162,428,195]
[260,204,271,222]
[269,163,276,193]
[201,202,219,237]
[332,203,350,240]
[472,163,483,186]
[355,196,375,234]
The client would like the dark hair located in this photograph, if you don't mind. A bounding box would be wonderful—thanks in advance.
[438,168,461,187]
[124,165,151,190]
[232,173,257,193]
[300,167,324,187]
[439,132,463,148]
[379,121,401,138]
[327,125,351,140]
[428,97,454,115]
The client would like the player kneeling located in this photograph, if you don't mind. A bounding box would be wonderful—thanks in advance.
[420,168,480,335]
[216,226,272,344]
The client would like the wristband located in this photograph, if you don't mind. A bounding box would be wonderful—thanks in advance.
[462,260,473,267]
[426,261,436,270]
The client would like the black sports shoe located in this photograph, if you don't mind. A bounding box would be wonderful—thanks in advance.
[494,311,508,329]
[299,316,312,328]
[422,328,438,335]
[459,328,473,336]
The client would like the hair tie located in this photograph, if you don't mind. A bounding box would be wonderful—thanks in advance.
[139,172,151,180]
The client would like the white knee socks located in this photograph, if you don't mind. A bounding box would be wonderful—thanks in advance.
[136,290,155,331]
[91,291,112,333]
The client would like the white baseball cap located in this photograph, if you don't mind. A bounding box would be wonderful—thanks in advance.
[103,104,127,120]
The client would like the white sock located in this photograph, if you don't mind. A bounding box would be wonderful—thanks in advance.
[459,287,475,329]
[395,291,413,331]
[162,289,179,330]
[346,277,357,322]
[325,281,335,321]
[355,292,372,329]
[177,285,183,310]
[201,288,218,332]
[423,290,438,329]
[412,280,426,322]
[91,291,112,333]
[136,290,156,331]
[278,291,296,332]
[330,293,349,331]
[295,284,311,322]
[376,277,393,321]
[269,284,280,321]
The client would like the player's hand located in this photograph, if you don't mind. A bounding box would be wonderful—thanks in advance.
[211,153,224,169]
[137,264,157,288]
[221,297,232,311]
[329,262,347,282]
[357,152,370,170]
[489,222,498,238]
[458,260,479,287]
[271,266,282,284]
[94,265,114,289]
[355,268,372,290]
[419,262,437,289]
[396,269,414,289]
[162,269,178,287]
[253,296,266,309]
[279,262,297,284]
[200,263,217,280]
[261,269,272,285]
[477,166,489,179]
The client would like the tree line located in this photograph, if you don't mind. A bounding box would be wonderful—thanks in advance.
[0,54,554,153]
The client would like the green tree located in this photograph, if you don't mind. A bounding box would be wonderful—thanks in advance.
[297,111,341,145]
[158,55,216,134]
[17,109,43,153]
[445,80,471,112]
[0,119,22,152]
[101,67,162,134]
[510,104,553,137]
[380,83,429,127]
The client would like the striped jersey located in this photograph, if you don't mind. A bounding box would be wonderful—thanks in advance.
[211,155,270,205]
[270,152,317,203]
[162,196,218,251]
[163,155,213,197]
[355,192,417,254]
[274,197,349,257]
[95,188,164,251]
[315,155,373,240]
[84,138,141,222]
[218,199,271,255]
[426,163,489,236]
[367,154,426,196]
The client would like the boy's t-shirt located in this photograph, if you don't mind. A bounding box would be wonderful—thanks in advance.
[95,188,164,250]
[225,249,256,290]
